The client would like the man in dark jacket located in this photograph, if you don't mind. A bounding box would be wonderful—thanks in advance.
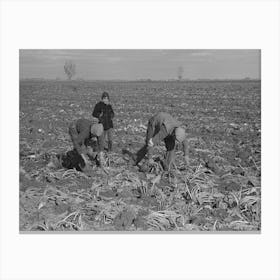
[132,112,190,171]
[68,118,104,170]
[92,92,115,152]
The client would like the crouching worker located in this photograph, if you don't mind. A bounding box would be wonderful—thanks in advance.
[67,118,104,171]
[132,112,190,171]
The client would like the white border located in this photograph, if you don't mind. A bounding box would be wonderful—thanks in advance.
[1,1,280,280]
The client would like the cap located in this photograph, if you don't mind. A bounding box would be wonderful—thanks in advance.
[175,127,186,142]
[91,123,104,137]
[101,92,110,100]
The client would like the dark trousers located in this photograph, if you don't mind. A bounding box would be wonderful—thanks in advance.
[163,135,176,170]
[99,128,113,151]
[135,123,176,170]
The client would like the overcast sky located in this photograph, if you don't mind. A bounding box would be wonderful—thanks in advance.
[19,49,260,80]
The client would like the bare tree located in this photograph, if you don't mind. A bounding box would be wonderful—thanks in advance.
[64,61,76,80]
[177,66,184,80]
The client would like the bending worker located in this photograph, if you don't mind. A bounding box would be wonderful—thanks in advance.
[132,112,190,171]
[68,118,104,170]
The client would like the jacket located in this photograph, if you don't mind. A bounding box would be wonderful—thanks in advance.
[92,101,114,130]
[69,118,93,154]
[148,112,189,157]
[148,112,182,135]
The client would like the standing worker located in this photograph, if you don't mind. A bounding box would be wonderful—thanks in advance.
[92,92,115,152]
[68,118,104,170]
[131,112,190,171]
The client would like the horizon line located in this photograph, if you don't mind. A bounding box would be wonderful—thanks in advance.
[20,77,261,82]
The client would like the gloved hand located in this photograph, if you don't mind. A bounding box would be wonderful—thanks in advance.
[86,146,93,156]
[82,164,92,173]
[80,145,88,155]
[139,163,150,173]
[87,146,97,157]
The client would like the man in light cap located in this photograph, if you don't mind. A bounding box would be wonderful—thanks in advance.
[131,112,190,171]
[68,118,104,170]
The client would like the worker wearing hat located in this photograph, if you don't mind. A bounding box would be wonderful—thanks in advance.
[68,118,104,170]
[132,112,190,171]
[92,91,115,152]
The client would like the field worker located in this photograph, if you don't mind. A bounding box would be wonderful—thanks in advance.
[68,118,104,170]
[92,92,115,152]
[132,112,190,171]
